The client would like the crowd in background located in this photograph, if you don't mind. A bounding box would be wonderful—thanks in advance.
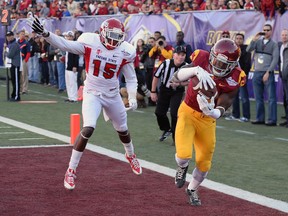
[1,2,288,133]
[0,0,288,21]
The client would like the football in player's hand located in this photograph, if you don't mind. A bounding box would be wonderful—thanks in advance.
[191,76,217,99]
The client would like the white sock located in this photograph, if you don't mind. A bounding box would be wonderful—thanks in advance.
[175,153,189,168]
[68,149,83,171]
[122,141,134,156]
[188,168,208,191]
[188,178,201,191]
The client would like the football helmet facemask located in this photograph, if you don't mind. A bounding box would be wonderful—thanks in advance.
[209,38,241,77]
[100,18,125,50]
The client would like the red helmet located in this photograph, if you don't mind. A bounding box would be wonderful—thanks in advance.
[100,18,125,50]
[209,38,241,77]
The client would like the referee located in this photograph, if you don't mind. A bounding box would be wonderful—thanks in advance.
[151,46,188,144]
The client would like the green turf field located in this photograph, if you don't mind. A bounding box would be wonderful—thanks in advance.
[0,69,287,203]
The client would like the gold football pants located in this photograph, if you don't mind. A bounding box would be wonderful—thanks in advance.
[175,102,216,172]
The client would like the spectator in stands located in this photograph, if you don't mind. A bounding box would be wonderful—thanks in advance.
[141,36,156,106]
[247,24,279,126]
[274,0,287,15]
[261,0,275,20]
[154,31,162,41]
[39,2,50,18]
[61,5,71,17]
[205,0,212,10]
[183,2,193,11]
[175,31,193,64]
[67,0,79,16]
[39,37,49,85]
[49,1,59,17]
[191,0,200,10]
[218,0,228,9]
[253,0,261,10]
[4,31,21,102]
[221,30,230,39]
[228,0,240,9]
[149,35,173,73]
[96,0,109,15]
[279,29,288,127]
[18,30,31,95]
[47,32,58,87]
[89,1,98,15]
[28,32,41,83]
[244,0,255,10]
[54,33,66,93]
[226,33,252,122]
[64,31,79,103]
[211,2,219,10]
[238,0,245,8]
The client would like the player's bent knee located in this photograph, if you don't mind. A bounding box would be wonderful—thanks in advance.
[81,127,94,139]
[176,152,192,160]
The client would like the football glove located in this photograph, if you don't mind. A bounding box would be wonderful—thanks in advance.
[127,98,137,111]
[197,92,220,119]
[194,67,215,91]
[27,12,49,36]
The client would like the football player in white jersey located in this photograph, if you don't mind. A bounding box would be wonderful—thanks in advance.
[28,14,142,190]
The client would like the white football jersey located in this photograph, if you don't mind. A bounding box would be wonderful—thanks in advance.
[45,32,137,97]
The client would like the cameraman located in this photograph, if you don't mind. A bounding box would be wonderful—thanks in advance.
[149,35,173,72]
[141,36,156,106]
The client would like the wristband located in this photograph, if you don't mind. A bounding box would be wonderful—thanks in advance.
[151,91,156,93]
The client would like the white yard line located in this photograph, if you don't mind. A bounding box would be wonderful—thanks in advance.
[9,137,46,141]
[0,131,25,134]
[0,115,287,213]
[235,130,256,135]
[275,137,288,142]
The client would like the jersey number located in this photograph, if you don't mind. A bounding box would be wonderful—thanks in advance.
[93,59,117,79]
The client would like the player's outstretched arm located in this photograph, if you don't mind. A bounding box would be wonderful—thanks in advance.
[27,12,85,55]
[171,65,215,91]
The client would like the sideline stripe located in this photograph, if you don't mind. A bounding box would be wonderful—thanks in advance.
[235,130,256,135]
[0,144,70,149]
[0,132,25,134]
[275,137,288,142]
[0,115,287,213]
[9,138,46,141]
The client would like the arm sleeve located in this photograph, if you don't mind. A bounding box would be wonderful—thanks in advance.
[174,64,199,81]
[246,40,257,52]
[25,52,30,62]
[149,46,158,58]
[121,63,138,100]
[44,32,85,55]
[161,48,173,59]
[268,43,280,71]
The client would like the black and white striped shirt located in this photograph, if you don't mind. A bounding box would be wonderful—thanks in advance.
[154,59,187,88]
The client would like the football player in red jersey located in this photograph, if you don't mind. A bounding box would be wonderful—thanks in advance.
[171,38,246,206]
[28,14,142,190]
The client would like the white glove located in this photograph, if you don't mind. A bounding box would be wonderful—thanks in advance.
[197,93,221,119]
[27,12,49,36]
[193,67,216,91]
[127,98,137,111]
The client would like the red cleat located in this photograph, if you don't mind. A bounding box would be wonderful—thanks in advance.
[125,153,142,175]
[64,168,76,190]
